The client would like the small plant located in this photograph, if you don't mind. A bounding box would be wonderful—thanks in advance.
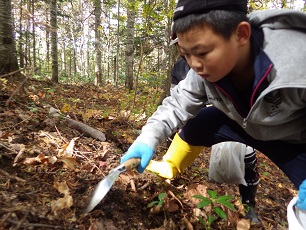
[193,190,235,230]
[147,192,167,208]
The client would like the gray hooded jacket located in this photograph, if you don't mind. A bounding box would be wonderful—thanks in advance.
[136,9,306,150]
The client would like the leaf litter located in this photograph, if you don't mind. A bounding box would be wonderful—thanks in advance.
[0,76,296,229]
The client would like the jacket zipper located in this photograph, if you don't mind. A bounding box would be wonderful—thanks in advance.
[214,64,273,129]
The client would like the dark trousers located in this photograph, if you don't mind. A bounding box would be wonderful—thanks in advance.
[178,106,306,188]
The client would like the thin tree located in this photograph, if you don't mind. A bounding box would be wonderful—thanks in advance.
[31,0,36,72]
[125,1,135,90]
[115,0,120,86]
[18,0,25,68]
[50,0,58,83]
[0,0,18,75]
[94,0,102,86]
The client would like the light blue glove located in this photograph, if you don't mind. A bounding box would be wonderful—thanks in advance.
[296,179,306,210]
[120,142,154,173]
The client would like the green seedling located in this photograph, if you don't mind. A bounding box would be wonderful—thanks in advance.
[147,192,166,208]
[193,190,235,230]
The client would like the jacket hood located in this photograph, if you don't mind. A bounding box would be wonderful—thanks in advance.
[249,9,306,30]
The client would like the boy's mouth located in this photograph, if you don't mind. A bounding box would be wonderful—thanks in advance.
[199,74,209,79]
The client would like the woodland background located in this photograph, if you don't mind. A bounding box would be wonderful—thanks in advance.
[0,0,306,229]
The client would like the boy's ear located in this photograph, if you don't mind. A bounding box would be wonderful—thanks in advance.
[235,22,251,46]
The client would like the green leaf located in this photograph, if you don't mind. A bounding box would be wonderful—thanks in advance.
[214,207,227,219]
[217,200,235,211]
[192,194,206,200]
[196,216,207,228]
[158,192,166,201]
[30,107,38,113]
[216,195,233,202]
[157,200,164,207]
[197,199,212,208]
[207,215,216,225]
[147,201,158,208]
[207,190,217,199]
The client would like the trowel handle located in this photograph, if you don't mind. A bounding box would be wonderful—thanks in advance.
[122,158,141,171]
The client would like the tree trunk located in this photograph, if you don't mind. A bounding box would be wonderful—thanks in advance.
[18,0,24,68]
[45,8,50,72]
[0,0,18,75]
[115,0,120,85]
[31,0,36,72]
[94,0,102,86]
[125,1,135,90]
[50,0,58,83]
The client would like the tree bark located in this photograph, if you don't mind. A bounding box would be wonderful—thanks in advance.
[125,1,135,90]
[0,0,18,75]
[31,0,36,72]
[18,0,24,68]
[94,0,102,86]
[50,0,58,83]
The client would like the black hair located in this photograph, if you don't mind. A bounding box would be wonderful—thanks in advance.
[172,10,249,40]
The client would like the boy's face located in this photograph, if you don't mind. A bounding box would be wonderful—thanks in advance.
[177,24,244,83]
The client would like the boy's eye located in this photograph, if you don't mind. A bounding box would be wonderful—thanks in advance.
[199,52,208,57]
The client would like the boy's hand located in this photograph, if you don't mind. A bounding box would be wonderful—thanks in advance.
[120,142,154,173]
[296,179,306,210]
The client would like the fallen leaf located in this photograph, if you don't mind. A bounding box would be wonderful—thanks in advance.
[61,154,78,171]
[50,195,73,212]
[180,217,193,230]
[51,181,73,212]
[165,200,179,213]
[53,181,70,196]
[185,183,208,206]
[236,218,250,230]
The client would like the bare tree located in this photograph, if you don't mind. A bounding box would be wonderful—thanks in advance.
[125,1,135,90]
[0,0,18,75]
[50,0,58,83]
[94,0,102,86]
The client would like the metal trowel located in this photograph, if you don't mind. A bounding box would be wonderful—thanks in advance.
[83,158,140,214]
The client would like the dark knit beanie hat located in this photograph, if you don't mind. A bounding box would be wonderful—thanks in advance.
[173,0,248,21]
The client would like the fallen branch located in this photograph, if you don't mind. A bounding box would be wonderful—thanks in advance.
[0,169,26,183]
[0,68,25,78]
[64,117,106,141]
[6,219,68,229]
[49,107,106,141]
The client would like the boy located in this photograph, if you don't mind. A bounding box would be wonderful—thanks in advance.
[121,0,306,219]
[150,35,260,222]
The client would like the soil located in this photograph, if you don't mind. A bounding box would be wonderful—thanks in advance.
[0,75,297,229]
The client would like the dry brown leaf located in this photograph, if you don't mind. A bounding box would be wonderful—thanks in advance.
[165,200,179,213]
[23,154,44,165]
[180,217,194,230]
[51,181,73,213]
[88,219,117,230]
[225,205,239,225]
[22,154,57,166]
[0,111,15,117]
[236,219,250,230]
[50,195,73,212]
[150,205,162,214]
[54,181,70,196]
[0,131,12,138]
[61,154,78,171]
[12,144,26,165]
[163,218,176,230]
[185,183,208,206]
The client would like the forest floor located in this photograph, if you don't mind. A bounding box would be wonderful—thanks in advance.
[0,75,297,230]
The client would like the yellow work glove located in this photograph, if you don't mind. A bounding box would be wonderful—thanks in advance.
[146,133,204,179]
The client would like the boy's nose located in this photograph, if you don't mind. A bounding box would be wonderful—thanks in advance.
[188,56,203,71]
